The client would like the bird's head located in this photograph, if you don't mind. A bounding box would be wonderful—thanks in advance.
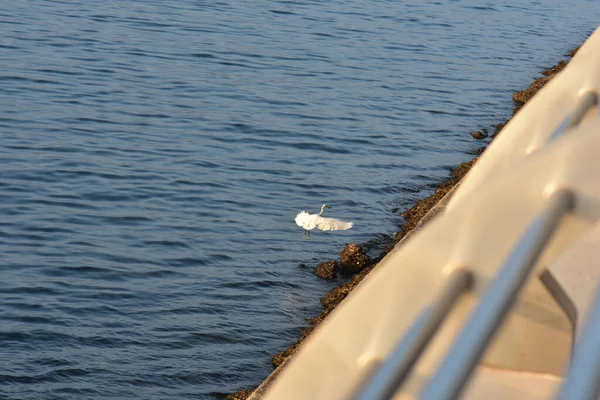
[320,204,331,214]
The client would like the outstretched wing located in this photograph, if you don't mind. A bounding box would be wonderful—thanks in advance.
[296,211,318,229]
[316,216,353,231]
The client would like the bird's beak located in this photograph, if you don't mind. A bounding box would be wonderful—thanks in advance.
[326,205,331,208]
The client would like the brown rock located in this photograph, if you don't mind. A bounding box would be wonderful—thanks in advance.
[307,307,333,326]
[226,389,255,400]
[314,261,338,280]
[270,326,314,368]
[492,122,507,139]
[566,46,580,58]
[321,280,353,308]
[339,243,369,274]
[512,75,553,106]
[471,130,488,140]
[542,60,567,76]
[471,146,486,155]
[270,351,287,368]
[397,158,477,245]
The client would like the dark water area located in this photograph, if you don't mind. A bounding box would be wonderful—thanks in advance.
[0,0,597,398]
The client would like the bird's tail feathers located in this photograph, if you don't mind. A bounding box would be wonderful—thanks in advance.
[295,211,310,227]
[339,221,353,230]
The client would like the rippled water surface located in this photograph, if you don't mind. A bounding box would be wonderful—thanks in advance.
[1,0,598,398]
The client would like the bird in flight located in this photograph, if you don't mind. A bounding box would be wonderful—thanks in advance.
[295,204,353,239]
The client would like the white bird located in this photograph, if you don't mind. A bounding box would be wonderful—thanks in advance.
[295,204,353,239]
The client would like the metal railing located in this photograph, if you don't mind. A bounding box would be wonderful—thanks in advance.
[353,90,599,400]
[355,189,573,400]
[421,189,573,400]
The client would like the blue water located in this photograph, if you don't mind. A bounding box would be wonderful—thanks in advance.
[1,0,597,398]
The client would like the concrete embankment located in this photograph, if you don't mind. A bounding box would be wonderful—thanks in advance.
[226,44,581,400]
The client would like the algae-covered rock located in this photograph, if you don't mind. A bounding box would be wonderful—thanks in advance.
[226,389,255,400]
[339,243,369,274]
[471,146,486,155]
[542,60,567,76]
[471,130,488,140]
[492,122,507,139]
[270,326,314,368]
[512,75,553,106]
[314,260,338,280]
[566,46,580,58]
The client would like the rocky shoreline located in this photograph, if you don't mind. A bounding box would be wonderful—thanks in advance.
[226,45,580,400]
